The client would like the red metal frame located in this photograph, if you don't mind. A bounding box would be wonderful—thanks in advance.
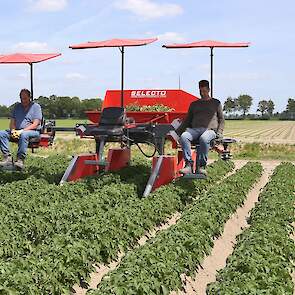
[65,154,99,182]
[106,148,130,171]
[62,88,201,189]
[151,156,177,190]
[86,89,198,124]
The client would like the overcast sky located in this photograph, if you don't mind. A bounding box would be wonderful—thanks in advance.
[0,0,294,112]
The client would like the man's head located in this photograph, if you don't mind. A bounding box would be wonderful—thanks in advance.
[198,80,210,99]
[19,89,31,108]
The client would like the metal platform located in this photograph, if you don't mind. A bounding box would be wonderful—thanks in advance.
[0,164,22,172]
[182,173,207,180]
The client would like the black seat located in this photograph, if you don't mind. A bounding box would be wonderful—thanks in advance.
[90,107,126,137]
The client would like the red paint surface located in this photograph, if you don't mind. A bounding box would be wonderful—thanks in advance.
[86,89,198,124]
[106,148,130,171]
[0,53,61,64]
[67,154,98,181]
[70,38,157,49]
[151,156,177,190]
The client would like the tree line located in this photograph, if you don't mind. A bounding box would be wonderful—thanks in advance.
[0,94,294,120]
[223,95,295,120]
[0,95,102,119]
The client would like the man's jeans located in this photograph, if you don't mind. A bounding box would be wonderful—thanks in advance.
[0,130,40,160]
[179,127,216,167]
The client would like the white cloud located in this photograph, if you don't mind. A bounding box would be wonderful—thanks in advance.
[12,41,50,52]
[65,73,86,80]
[115,0,183,20]
[157,32,185,43]
[30,0,68,12]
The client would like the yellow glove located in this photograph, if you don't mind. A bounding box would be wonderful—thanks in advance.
[10,129,23,141]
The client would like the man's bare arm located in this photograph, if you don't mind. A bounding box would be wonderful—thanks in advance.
[9,118,16,130]
[23,119,41,131]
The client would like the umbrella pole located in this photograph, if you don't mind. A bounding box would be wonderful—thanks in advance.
[210,47,213,97]
[120,46,125,108]
[30,63,34,100]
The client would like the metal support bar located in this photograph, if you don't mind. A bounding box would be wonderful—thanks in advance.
[51,127,76,132]
[210,47,214,97]
[97,137,107,166]
[120,46,125,107]
[30,63,34,100]
[60,155,78,185]
[143,155,164,197]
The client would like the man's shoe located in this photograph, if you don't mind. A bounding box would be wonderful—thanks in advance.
[198,166,207,176]
[0,155,13,167]
[180,163,193,175]
[14,158,25,170]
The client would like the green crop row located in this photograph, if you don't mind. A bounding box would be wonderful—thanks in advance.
[0,160,233,294]
[207,162,295,295]
[89,162,262,295]
[0,155,70,185]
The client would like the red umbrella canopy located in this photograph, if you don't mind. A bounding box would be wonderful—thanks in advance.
[163,40,250,48]
[70,38,158,49]
[0,53,61,64]
[69,38,157,107]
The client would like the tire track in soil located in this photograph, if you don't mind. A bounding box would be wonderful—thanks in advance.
[170,160,279,295]
[72,160,247,295]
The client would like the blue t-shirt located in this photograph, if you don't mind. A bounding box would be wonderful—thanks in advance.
[11,102,43,130]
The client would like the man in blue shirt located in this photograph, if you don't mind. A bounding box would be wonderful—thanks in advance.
[0,89,42,169]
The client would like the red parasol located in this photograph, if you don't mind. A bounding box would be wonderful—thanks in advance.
[70,38,157,106]
[163,40,250,96]
[0,53,61,99]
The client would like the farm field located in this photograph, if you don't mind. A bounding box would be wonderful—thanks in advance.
[224,120,295,144]
[0,117,294,294]
[1,118,294,144]
[0,148,294,294]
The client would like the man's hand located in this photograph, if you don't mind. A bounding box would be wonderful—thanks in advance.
[10,129,23,141]
[216,132,223,141]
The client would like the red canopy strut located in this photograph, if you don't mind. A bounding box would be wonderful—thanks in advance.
[0,53,61,99]
[163,40,250,97]
[70,38,158,107]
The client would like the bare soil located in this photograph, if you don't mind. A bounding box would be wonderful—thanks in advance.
[72,161,245,294]
[170,160,278,295]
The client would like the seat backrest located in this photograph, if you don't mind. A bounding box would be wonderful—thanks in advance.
[40,117,45,133]
[99,107,126,126]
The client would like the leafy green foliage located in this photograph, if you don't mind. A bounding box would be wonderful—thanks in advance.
[0,155,70,185]
[0,157,233,294]
[125,103,174,112]
[207,162,295,295]
[89,162,262,295]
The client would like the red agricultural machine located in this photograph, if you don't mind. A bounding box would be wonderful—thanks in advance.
[59,88,236,196]
[0,38,246,191]
[58,37,240,196]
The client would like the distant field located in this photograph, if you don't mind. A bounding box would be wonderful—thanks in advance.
[0,118,294,144]
[224,120,295,144]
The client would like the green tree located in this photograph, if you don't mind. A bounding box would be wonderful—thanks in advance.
[237,94,253,117]
[257,100,268,116]
[35,95,102,119]
[79,98,102,118]
[286,98,295,113]
[267,100,275,116]
[223,97,236,115]
[0,105,10,117]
